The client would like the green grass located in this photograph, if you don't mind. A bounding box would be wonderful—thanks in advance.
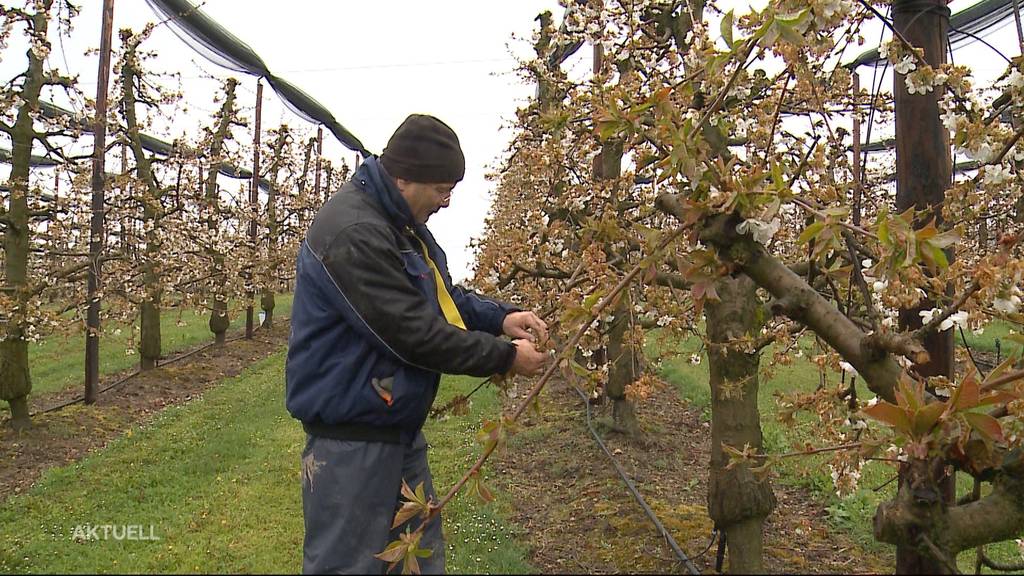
[0,349,532,574]
[654,330,1024,572]
[959,319,1023,357]
[25,294,293,398]
[429,377,534,574]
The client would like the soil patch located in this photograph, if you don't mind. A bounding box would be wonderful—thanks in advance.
[496,377,894,574]
[0,320,290,502]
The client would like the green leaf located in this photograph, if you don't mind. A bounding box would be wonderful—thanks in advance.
[877,213,890,245]
[569,359,590,378]
[964,412,1005,443]
[720,10,735,48]
[470,470,495,504]
[912,401,946,437]
[977,390,1021,407]
[476,419,502,452]
[951,375,981,412]
[797,221,826,245]
[984,352,1020,384]
[775,8,810,26]
[582,290,604,312]
[862,401,913,434]
[375,540,408,564]
[926,242,949,269]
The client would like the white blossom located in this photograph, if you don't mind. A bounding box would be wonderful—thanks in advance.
[735,218,781,246]
[905,72,933,95]
[983,164,1012,185]
[1008,69,1024,90]
[964,141,996,163]
[919,307,941,325]
[939,310,969,332]
[689,353,702,365]
[941,110,964,133]
[894,55,917,75]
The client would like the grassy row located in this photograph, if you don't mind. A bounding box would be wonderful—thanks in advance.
[654,323,1022,573]
[25,294,293,398]
[0,349,532,573]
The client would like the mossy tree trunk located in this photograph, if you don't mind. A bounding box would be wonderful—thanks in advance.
[592,43,639,437]
[605,290,642,436]
[1,3,54,430]
[260,127,288,329]
[203,79,239,345]
[119,30,163,371]
[705,274,776,574]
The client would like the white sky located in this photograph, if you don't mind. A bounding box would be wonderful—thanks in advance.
[9,0,576,282]
[3,0,1022,281]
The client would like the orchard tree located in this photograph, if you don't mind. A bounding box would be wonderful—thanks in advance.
[109,25,184,370]
[194,77,244,345]
[0,0,84,430]
[470,0,1024,573]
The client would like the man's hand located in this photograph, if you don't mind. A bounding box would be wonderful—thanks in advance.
[509,339,548,377]
[502,311,548,343]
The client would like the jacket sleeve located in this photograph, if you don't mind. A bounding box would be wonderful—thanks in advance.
[318,222,517,377]
[451,286,520,336]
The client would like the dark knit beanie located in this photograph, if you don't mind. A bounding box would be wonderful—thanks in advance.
[380,114,465,184]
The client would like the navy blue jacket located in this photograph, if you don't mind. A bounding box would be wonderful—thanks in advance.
[285,157,518,443]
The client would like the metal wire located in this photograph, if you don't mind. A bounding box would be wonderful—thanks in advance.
[568,379,702,575]
[31,321,271,417]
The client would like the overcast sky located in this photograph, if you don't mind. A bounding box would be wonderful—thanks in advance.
[17,0,579,281]
[3,0,1021,281]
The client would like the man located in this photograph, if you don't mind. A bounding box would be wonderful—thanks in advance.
[285,114,549,574]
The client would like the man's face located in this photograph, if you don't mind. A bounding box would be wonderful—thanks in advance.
[396,179,456,224]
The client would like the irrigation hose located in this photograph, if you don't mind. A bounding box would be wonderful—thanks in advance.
[31,320,277,417]
[568,381,702,575]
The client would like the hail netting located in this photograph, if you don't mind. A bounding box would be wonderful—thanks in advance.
[846,0,1021,69]
[143,0,371,158]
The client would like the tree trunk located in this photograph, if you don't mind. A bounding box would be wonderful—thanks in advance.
[261,128,288,330]
[1,4,52,429]
[7,395,30,431]
[120,32,163,371]
[260,290,275,329]
[705,274,775,574]
[606,291,642,437]
[203,79,239,345]
[140,294,160,370]
[210,296,229,346]
[892,1,955,572]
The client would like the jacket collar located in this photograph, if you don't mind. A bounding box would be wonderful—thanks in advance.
[356,156,416,231]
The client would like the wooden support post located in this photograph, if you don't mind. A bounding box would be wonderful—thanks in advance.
[852,71,862,227]
[85,0,115,404]
[892,0,954,573]
[246,80,262,340]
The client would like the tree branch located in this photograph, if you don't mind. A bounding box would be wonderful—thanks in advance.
[659,200,902,402]
[912,278,982,340]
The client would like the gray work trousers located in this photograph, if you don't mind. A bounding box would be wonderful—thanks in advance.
[300,431,445,574]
